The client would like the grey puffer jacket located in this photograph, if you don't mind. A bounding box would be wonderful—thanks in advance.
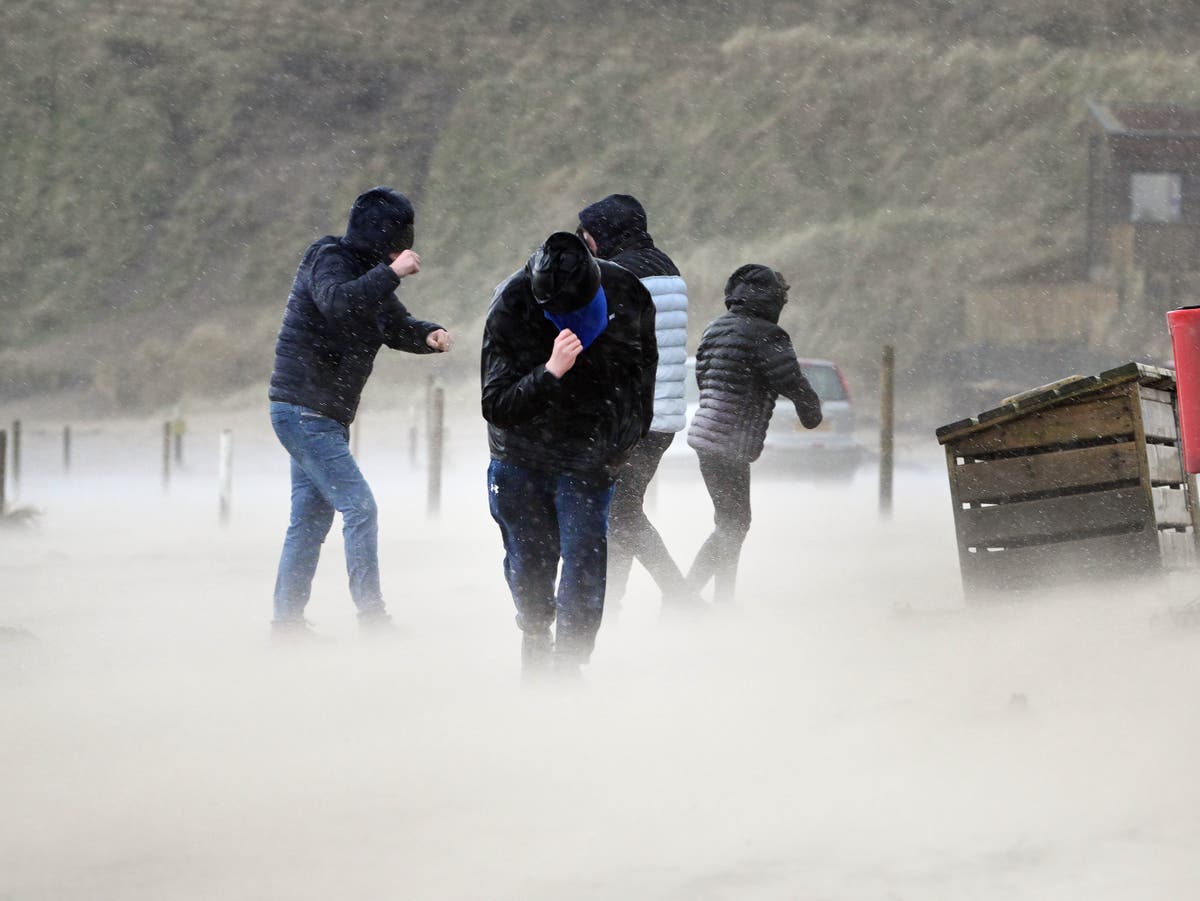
[687,266,822,463]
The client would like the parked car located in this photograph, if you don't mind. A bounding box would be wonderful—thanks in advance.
[662,356,863,477]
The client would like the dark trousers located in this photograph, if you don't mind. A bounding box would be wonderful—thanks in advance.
[686,452,752,604]
[607,431,686,601]
[487,459,615,662]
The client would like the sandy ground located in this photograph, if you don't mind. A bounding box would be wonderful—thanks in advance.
[2,404,1200,900]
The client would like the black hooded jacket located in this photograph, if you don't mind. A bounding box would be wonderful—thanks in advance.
[687,266,822,463]
[481,260,658,480]
[269,187,442,425]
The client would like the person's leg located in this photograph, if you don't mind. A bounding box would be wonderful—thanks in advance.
[607,431,687,602]
[270,402,385,618]
[272,450,336,624]
[686,453,752,603]
[487,460,560,638]
[709,457,752,604]
[554,472,616,664]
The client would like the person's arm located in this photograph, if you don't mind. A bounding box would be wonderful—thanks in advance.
[377,294,445,354]
[761,327,823,429]
[310,248,400,324]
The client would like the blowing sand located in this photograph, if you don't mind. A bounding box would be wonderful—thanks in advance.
[2,406,1198,899]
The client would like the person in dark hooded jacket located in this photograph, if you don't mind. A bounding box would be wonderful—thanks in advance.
[268,186,452,636]
[577,194,694,613]
[482,231,657,678]
[686,265,822,604]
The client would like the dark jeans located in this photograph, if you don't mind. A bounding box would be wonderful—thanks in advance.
[270,401,385,622]
[607,431,686,601]
[686,452,752,604]
[487,459,615,662]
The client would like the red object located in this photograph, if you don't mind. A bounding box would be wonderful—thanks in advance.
[1167,306,1200,473]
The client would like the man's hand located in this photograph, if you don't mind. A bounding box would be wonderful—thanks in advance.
[425,328,453,352]
[545,329,582,379]
[389,249,421,278]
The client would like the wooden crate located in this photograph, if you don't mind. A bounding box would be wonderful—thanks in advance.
[936,362,1199,597]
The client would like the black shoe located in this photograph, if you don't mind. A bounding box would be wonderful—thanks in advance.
[521,629,554,683]
[270,618,322,641]
[660,591,710,620]
[358,608,400,637]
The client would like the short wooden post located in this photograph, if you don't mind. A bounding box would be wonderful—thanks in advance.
[0,430,7,514]
[218,429,233,526]
[10,419,20,494]
[409,424,419,467]
[880,344,895,517]
[427,385,444,516]
[173,421,184,466]
[63,425,71,473]
[162,421,172,489]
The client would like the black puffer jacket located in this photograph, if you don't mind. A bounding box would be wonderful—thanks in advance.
[687,265,822,462]
[481,260,658,480]
[269,187,442,425]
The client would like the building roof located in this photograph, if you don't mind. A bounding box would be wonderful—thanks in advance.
[1088,100,1200,138]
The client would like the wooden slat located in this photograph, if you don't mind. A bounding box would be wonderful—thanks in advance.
[952,442,1142,504]
[960,486,1149,548]
[1159,530,1197,569]
[951,393,1136,457]
[962,529,1159,592]
[1140,398,1179,442]
[1153,485,1192,528]
[1140,386,1174,405]
[1147,443,1185,484]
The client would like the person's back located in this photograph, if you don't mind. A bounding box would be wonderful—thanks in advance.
[577,194,693,609]
[688,266,822,463]
[685,265,821,605]
[578,194,688,435]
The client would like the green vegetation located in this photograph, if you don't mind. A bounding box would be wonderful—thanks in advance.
[4,0,1200,416]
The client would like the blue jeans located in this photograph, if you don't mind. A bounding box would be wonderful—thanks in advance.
[487,459,615,661]
[270,402,384,622]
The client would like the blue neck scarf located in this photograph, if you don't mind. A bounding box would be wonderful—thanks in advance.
[543,285,608,349]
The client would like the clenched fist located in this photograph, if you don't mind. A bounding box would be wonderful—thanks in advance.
[545,328,583,379]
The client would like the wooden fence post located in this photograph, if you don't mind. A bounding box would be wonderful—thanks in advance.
[219,429,234,527]
[162,421,172,490]
[63,425,71,473]
[10,419,20,495]
[880,344,895,517]
[427,385,444,516]
[0,430,7,514]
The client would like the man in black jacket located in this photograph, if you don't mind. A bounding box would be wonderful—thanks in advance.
[268,186,452,636]
[482,231,657,677]
[686,265,822,604]
[577,194,694,613]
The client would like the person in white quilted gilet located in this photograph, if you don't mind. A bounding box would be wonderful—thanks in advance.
[577,194,700,614]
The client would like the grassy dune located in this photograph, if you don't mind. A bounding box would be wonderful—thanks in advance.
[3,0,1200,416]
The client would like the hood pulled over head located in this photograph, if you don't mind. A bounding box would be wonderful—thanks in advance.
[526,231,602,314]
[724,264,790,323]
[344,186,415,261]
[577,193,649,258]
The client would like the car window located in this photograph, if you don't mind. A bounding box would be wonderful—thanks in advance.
[684,358,847,403]
[801,364,847,402]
